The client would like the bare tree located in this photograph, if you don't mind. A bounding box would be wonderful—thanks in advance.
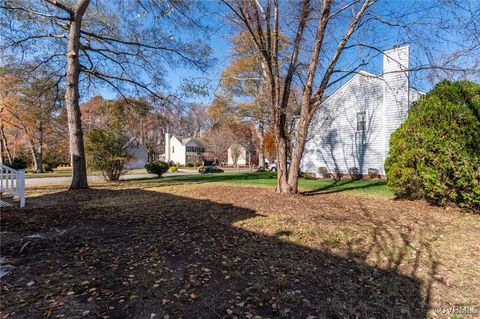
[221,0,480,193]
[1,0,212,189]
[181,103,211,138]
[204,126,233,165]
[221,0,370,192]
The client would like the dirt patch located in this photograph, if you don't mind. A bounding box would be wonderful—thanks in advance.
[1,183,479,318]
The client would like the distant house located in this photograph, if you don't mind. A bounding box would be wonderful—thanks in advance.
[301,45,422,177]
[125,138,149,169]
[164,133,206,166]
[227,144,247,166]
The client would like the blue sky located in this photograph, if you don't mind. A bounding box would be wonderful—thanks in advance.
[97,0,478,104]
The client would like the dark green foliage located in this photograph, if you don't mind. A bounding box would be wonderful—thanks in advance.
[42,163,54,173]
[4,158,27,170]
[85,128,130,181]
[385,81,480,210]
[145,161,169,177]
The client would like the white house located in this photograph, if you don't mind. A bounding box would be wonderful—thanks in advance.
[301,45,422,177]
[125,137,149,169]
[227,144,247,166]
[164,133,206,166]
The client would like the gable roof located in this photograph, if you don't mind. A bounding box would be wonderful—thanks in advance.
[124,137,148,153]
[182,137,205,147]
[320,71,381,106]
[170,134,205,147]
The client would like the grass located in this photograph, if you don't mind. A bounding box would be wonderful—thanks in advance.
[25,167,73,178]
[25,169,391,197]
[144,172,392,197]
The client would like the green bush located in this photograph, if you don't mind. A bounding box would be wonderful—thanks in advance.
[385,80,480,210]
[4,157,27,170]
[42,163,54,173]
[145,161,169,177]
[85,128,130,181]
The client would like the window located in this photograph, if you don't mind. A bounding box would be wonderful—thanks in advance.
[172,146,175,153]
[186,146,204,153]
[357,111,366,131]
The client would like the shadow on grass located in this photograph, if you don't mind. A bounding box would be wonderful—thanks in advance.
[126,172,277,187]
[128,172,389,196]
[301,179,388,196]
[1,187,429,318]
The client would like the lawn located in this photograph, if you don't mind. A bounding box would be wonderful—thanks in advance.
[25,167,73,178]
[142,172,393,197]
[1,177,479,318]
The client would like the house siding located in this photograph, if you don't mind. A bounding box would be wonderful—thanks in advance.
[383,46,410,166]
[165,134,206,166]
[228,144,247,165]
[300,45,420,177]
[170,136,186,165]
[126,141,149,169]
[301,74,385,175]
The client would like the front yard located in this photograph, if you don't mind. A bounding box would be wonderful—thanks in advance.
[1,174,479,318]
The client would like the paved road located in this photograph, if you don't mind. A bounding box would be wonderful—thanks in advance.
[25,172,190,186]
[25,168,254,186]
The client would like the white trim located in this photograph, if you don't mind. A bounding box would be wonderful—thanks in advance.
[382,76,386,175]
[0,165,25,208]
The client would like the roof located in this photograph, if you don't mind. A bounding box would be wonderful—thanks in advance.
[170,134,205,147]
[320,71,381,106]
[320,70,423,107]
[124,137,148,153]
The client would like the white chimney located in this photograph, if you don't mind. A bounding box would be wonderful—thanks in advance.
[165,132,171,162]
[383,45,410,163]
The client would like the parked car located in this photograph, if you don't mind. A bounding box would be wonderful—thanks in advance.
[198,166,224,174]
[266,160,290,172]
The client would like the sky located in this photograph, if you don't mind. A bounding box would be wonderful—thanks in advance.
[2,0,477,105]
[118,0,479,106]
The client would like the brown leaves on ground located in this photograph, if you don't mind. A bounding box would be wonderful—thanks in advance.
[1,182,479,318]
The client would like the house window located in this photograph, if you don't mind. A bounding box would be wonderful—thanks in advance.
[172,146,175,153]
[357,111,366,131]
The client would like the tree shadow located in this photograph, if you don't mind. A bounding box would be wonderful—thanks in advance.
[1,188,429,318]
[128,172,277,186]
[302,179,386,196]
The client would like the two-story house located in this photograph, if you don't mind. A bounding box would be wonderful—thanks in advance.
[301,45,422,177]
[164,133,206,166]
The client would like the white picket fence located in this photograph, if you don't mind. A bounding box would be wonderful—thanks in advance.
[0,164,25,208]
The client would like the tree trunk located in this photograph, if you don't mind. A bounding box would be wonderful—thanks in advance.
[288,114,310,193]
[275,133,290,193]
[0,124,13,164]
[37,121,44,173]
[28,139,43,173]
[35,152,43,173]
[66,0,90,189]
[273,102,290,192]
[257,122,265,171]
